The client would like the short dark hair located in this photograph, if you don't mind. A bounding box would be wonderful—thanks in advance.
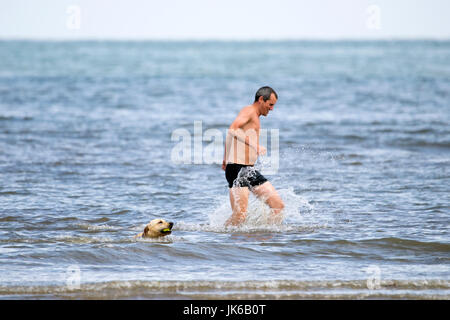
[254,86,278,102]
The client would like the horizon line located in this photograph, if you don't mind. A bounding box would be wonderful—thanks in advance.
[1,36,450,42]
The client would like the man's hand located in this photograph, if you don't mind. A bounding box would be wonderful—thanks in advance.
[257,145,267,156]
[222,159,227,171]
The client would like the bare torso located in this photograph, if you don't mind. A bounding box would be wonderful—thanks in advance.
[224,105,262,166]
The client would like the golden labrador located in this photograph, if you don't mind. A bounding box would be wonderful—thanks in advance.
[135,219,174,239]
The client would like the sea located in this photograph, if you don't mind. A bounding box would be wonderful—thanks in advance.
[0,40,449,299]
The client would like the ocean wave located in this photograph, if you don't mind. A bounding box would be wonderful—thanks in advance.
[0,279,448,299]
[0,115,33,121]
[174,221,326,234]
[360,237,450,252]
[76,223,117,231]
[52,235,128,245]
[389,138,450,149]
[289,237,450,253]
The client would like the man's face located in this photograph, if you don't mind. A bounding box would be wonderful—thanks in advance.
[260,93,277,116]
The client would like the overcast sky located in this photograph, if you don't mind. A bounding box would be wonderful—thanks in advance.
[1,0,449,40]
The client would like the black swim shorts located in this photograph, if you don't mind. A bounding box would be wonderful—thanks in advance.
[225,163,268,189]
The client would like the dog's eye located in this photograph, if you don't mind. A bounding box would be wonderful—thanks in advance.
[158,221,162,224]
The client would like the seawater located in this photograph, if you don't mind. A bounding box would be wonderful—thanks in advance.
[0,40,449,299]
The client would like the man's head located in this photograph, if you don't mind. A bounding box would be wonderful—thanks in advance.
[254,86,278,116]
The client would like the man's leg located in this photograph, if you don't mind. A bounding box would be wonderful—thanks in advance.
[225,186,249,226]
[252,181,284,224]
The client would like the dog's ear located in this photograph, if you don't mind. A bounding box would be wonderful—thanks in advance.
[144,225,149,235]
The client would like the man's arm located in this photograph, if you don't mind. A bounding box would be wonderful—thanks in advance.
[222,109,252,170]
[229,108,251,131]
[222,108,265,170]
[228,108,258,149]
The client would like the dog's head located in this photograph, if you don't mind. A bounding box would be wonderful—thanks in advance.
[143,219,174,238]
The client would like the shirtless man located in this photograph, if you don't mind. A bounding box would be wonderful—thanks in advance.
[222,86,284,226]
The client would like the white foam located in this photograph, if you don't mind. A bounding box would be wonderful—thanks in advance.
[203,187,317,232]
[77,223,116,231]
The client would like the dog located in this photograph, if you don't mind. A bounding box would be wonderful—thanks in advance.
[135,218,174,239]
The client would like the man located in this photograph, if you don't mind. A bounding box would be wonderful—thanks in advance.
[222,86,284,226]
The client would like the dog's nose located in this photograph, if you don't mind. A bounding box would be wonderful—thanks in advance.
[169,222,174,229]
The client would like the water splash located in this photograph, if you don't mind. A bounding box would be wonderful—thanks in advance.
[205,187,316,232]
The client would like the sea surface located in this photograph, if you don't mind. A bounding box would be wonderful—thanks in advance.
[0,40,449,299]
